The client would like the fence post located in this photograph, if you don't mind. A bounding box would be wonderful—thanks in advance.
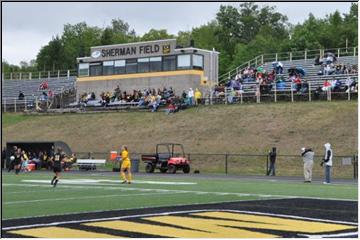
[58,70,60,79]
[291,85,294,102]
[48,71,50,78]
[10,72,13,80]
[353,155,358,180]
[39,72,41,79]
[337,48,340,58]
[266,154,269,175]
[289,52,292,62]
[29,72,32,80]
[19,72,22,80]
[261,55,264,65]
[67,70,70,79]
[240,92,243,104]
[354,47,356,57]
[255,57,258,66]
[275,53,278,62]
[225,154,228,174]
[25,97,27,111]
[274,83,277,103]
[304,49,307,60]
[327,89,331,101]
[14,98,17,112]
[348,86,351,101]
[308,81,312,102]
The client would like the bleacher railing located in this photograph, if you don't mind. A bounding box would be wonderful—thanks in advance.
[219,46,358,85]
[2,69,77,80]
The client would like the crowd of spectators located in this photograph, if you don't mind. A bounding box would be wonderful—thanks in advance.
[79,86,204,113]
[6,146,76,173]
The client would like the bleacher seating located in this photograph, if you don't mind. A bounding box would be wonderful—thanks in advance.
[1,76,76,100]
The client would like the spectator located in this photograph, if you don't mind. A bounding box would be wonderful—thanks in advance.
[7,146,17,172]
[293,75,302,92]
[188,88,194,105]
[18,91,25,100]
[39,81,48,90]
[300,80,309,94]
[13,148,23,175]
[166,102,177,114]
[63,153,76,171]
[194,88,202,105]
[267,147,277,176]
[321,143,333,184]
[301,147,314,183]
[322,80,331,92]
[227,88,236,104]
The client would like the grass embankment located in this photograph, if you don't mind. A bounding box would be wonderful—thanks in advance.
[2,101,357,176]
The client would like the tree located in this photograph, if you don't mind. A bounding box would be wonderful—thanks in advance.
[141,29,174,41]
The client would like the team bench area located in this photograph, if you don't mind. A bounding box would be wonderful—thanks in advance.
[73,159,107,171]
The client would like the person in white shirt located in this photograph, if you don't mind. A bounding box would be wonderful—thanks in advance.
[321,143,333,184]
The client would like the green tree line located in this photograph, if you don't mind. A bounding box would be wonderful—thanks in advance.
[2,2,357,76]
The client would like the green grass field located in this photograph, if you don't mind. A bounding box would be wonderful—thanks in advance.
[2,171,357,220]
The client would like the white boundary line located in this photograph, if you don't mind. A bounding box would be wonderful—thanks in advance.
[2,208,357,231]
[3,192,185,205]
[3,183,357,202]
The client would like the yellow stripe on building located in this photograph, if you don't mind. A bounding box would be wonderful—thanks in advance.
[77,70,204,82]
[191,211,357,233]
[85,219,277,238]
[8,226,121,238]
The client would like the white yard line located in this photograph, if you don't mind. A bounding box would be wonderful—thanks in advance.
[3,191,185,205]
[298,232,358,238]
[2,208,357,231]
[3,183,357,202]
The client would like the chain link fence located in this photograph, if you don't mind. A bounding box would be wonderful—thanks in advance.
[74,152,357,179]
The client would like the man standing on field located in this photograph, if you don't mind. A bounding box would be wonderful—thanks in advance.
[301,147,314,183]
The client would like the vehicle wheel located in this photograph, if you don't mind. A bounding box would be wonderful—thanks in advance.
[168,165,176,174]
[183,165,190,173]
[145,163,155,173]
[160,168,167,173]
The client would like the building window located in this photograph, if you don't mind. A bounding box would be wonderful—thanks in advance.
[126,59,137,74]
[89,63,102,76]
[103,61,114,75]
[163,55,176,71]
[114,60,126,74]
[138,58,150,73]
[78,63,89,76]
[192,54,204,70]
[177,54,191,69]
[150,57,162,72]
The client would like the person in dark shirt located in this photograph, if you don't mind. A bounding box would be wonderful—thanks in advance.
[267,147,277,176]
[51,148,66,187]
[14,148,23,175]
[18,91,25,100]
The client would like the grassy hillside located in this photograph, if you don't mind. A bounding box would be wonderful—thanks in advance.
[2,101,357,156]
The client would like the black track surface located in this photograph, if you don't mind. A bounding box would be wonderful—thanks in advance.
[2,198,357,238]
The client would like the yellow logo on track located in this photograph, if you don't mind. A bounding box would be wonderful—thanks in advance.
[8,210,357,238]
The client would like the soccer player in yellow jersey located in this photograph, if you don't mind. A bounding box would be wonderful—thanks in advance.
[120,145,132,184]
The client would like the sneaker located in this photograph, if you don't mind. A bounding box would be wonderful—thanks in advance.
[323,182,330,184]
[128,182,131,184]
[121,181,127,184]
[304,181,311,183]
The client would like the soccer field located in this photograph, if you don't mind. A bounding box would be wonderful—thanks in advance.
[2,171,358,238]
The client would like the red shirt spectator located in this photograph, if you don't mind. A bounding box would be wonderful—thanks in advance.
[40,81,48,90]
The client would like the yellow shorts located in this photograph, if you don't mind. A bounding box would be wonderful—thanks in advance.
[121,160,131,170]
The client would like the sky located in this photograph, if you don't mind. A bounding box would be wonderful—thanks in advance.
[2,2,354,65]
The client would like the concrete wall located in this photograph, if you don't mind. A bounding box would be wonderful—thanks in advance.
[77,73,208,100]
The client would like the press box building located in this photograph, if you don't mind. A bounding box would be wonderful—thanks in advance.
[76,39,219,99]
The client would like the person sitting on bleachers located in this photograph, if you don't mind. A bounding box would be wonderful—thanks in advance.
[322,80,331,91]
[300,80,309,94]
[332,78,342,92]
[272,61,283,74]
[293,74,302,92]
[18,91,25,100]
[39,81,48,90]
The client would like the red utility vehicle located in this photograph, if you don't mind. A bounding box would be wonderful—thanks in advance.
[141,143,190,174]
